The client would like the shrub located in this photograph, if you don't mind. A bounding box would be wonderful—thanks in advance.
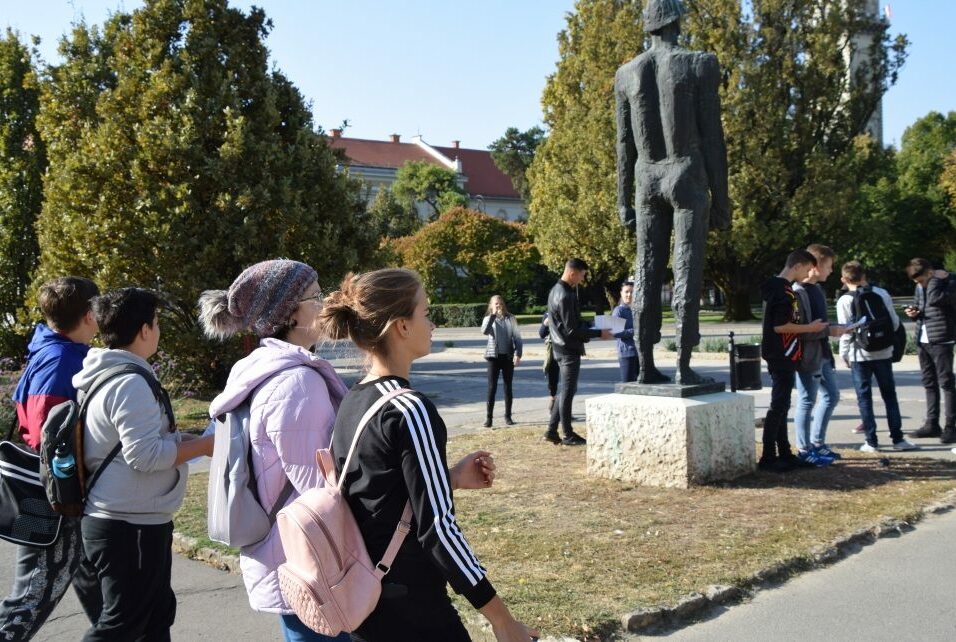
[429,303,487,328]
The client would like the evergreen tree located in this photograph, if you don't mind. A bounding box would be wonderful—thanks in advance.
[34,0,376,388]
[0,30,44,356]
[391,160,468,220]
[489,126,545,201]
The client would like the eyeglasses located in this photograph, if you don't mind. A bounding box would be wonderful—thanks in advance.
[299,292,323,303]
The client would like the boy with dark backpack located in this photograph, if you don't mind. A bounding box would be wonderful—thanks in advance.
[73,288,213,640]
[837,261,918,452]
[1,277,103,639]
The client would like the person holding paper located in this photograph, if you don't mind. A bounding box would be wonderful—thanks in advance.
[546,258,612,446]
[612,282,639,382]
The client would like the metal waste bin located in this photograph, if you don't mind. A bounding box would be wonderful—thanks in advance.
[728,332,762,391]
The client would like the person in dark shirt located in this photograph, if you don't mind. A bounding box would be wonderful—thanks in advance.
[319,268,538,642]
[546,258,611,446]
[612,281,638,382]
[759,250,827,473]
[538,313,560,412]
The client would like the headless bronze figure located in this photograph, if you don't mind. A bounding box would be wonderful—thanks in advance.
[615,0,730,384]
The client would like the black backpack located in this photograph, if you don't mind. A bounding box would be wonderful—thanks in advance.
[39,363,172,517]
[851,286,896,352]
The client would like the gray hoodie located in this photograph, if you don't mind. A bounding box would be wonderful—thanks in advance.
[73,348,186,525]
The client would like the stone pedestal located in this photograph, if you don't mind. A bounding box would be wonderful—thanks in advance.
[586,392,755,488]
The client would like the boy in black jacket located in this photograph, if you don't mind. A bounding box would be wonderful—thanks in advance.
[760,250,828,472]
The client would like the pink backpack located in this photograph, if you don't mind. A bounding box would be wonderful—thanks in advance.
[276,387,413,635]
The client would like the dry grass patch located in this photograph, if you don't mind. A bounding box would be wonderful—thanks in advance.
[174,426,956,640]
[447,427,956,639]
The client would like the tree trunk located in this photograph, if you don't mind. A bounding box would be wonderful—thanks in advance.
[722,282,756,321]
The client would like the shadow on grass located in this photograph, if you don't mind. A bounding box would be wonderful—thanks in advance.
[719,455,956,492]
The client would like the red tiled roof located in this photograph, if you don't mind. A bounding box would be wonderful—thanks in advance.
[329,136,521,201]
[329,137,438,169]
[433,146,521,200]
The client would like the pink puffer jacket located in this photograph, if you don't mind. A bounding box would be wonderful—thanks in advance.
[208,339,348,613]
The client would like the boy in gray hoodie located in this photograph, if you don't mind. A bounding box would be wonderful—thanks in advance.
[74,288,213,641]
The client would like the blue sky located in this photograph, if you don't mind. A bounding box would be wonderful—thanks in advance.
[2,1,952,150]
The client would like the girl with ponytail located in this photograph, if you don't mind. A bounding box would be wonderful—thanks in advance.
[199,259,350,642]
[318,268,538,642]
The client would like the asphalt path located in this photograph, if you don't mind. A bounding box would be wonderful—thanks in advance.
[3,322,955,640]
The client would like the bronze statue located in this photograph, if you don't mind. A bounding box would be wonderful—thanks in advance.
[615,0,730,384]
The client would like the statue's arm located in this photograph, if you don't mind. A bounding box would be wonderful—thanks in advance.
[615,72,637,231]
[697,54,730,229]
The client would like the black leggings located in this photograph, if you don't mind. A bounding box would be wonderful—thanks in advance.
[486,355,515,418]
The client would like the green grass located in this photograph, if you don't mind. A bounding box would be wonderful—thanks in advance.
[171,397,212,432]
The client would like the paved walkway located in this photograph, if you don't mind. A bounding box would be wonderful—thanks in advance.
[3,320,954,640]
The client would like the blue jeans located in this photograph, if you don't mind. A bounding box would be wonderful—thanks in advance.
[795,360,840,451]
[618,355,638,383]
[850,359,903,447]
[279,614,351,641]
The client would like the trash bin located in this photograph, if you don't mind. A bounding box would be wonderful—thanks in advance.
[729,333,762,391]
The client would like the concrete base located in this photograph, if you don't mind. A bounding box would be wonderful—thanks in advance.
[586,392,755,488]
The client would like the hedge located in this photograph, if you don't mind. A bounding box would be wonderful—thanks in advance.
[429,303,487,328]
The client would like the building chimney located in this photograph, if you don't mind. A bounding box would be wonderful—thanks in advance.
[390,133,401,143]
[330,128,342,139]
[451,140,460,149]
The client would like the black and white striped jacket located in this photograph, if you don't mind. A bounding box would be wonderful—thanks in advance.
[330,376,496,613]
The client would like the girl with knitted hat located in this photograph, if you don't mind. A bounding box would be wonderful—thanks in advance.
[199,259,350,642]
[319,268,537,642]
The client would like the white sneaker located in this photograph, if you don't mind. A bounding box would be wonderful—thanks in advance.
[859,443,879,453]
[951,447,956,455]
[892,439,919,451]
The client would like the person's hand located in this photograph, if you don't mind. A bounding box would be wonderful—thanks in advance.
[600,328,613,340]
[492,619,540,642]
[806,319,827,334]
[829,324,848,337]
[905,306,919,319]
[542,316,550,326]
[513,355,521,366]
[843,356,851,369]
[450,450,496,490]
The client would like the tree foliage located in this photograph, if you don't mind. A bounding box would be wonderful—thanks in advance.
[488,125,545,201]
[366,186,420,239]
[391,160,467,220]
[529,0,908,318]
[528,0,643,306]
[0,30,44,355]
[942,148,956,212]
[33,0,377,389]
[394,207,540,303]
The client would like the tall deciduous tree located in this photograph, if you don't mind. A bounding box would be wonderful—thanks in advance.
[34,0,376,388]
[0,30,44,355]
[391,160,468,220]
[529,0,907,318]
[942,148,956,212]
[528,0,643,307]
[395,207,540,303]
[489,125,545,201]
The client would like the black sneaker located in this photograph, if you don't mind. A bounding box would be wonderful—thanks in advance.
[543,431,561,444]
[910,423,942,438]
[757,458,796,473]
[504,416,515,426]
[782,454,814,469]
[483,418,492,428]
[941,429,956,444]
[561,432,587,446]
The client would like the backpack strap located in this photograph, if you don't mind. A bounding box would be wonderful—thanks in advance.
[336,387,414,492]
[266,478,295,524]
[5,416,17,443]
[79,363,172,495]
[374,501,413,579]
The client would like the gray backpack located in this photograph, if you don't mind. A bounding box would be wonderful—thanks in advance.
[207,401,294,548]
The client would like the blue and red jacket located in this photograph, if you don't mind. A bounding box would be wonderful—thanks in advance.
[12,324,90,450]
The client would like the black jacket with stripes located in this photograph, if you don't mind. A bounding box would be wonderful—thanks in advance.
[331,376,496,612]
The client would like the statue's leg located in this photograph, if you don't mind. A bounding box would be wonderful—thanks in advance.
[634,196,672,384]
[672,191,712,384]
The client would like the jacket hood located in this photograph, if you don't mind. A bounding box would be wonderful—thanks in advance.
[26,323,87,362]
[209,338,348,417]
[72,348,155,392]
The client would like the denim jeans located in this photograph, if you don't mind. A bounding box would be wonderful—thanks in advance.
[279,614,351,641]
[618,355,638,383]
[850,358,903,446]
[761,361,795,461]
[795,359,840,451]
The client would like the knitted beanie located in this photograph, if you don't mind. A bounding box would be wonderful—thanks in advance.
[198,259,317,340]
